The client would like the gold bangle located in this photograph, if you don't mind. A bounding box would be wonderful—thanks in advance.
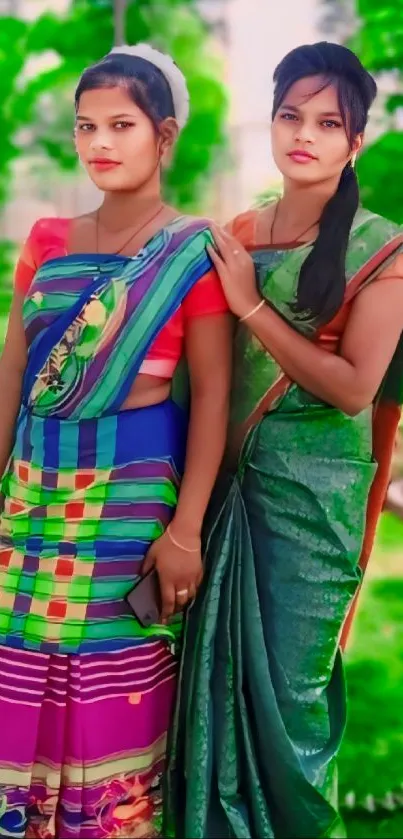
[166,524,200,553]
[239,299,265,322]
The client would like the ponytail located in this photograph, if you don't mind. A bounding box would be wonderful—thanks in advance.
[272,42,377,327]
[294,163,359,326]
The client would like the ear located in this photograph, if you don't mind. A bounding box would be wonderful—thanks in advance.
[73,126,79,154]
[158,117,179,165]
[351,133,363,163]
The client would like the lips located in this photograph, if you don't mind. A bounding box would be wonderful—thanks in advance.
[288,151,317,164]
[89,159,121,171]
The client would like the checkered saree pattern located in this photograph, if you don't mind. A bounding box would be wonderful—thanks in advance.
[0,218,211,654]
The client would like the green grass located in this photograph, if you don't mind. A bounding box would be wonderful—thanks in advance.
[376,511,403,552]
[0,316,8,345]
[341,517,403,838]
[345,815,403,838]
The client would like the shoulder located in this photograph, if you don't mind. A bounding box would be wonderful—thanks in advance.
[225,209,259,248]
[26,216,70,257]
[174,218,229,316]
[28,216,70,238]
[163,214,213,249]
[345,208,403,295]
[14,217,70,296]
[362,210,403,281]
[349,208,402,259]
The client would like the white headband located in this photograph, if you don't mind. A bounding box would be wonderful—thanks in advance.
[109,43,190,130]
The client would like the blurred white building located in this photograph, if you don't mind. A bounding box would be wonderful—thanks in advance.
[202,0,319,218]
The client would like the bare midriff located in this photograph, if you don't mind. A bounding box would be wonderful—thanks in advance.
[121,374,171,410]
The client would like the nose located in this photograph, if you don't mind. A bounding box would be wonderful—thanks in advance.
[88,128,114,151]
[294,120,316,145]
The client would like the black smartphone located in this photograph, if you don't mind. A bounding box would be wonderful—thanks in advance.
[125,569,161,627]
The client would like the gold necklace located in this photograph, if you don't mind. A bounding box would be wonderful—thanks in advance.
[269,199,320,245]
[95,202,166,256]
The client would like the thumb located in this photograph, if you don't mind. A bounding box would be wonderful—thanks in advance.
[142,547,156,576]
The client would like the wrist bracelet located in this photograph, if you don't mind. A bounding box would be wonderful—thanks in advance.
[239,299,265,322]
[166,524,200,553]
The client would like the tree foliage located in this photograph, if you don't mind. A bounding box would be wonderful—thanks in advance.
[326,0,403,223]
[0,0,227,332]
[15,0,228,207]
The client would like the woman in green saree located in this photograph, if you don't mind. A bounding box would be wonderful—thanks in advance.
[167,43,403,838]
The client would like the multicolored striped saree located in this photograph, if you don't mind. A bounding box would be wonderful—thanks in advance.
[167,209,403,839]
[0,217,212,838]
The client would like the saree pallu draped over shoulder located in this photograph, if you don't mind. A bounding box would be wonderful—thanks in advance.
[0,217,215,839]
[165,209,403,839]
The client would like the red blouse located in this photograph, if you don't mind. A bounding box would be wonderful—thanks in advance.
[14,218,229,378]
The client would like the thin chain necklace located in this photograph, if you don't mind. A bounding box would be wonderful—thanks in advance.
[269,199,320,245]
[95,202,166,256]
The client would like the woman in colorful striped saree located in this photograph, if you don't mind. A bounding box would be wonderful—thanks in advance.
[167,43,403,838]
[0,45,231,838]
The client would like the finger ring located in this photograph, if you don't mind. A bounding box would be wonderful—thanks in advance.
[176,589,189,598]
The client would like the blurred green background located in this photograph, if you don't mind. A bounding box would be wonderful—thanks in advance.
[0,1,402,837]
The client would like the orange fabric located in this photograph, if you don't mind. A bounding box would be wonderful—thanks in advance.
[340,399,401,649]
[14,218,229,379]
[225,211,257,247]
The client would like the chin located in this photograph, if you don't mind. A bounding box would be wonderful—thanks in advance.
[90,174,148,194]
[88,176,127,192]
[281,162,322,186]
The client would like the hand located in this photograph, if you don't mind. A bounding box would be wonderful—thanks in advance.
[142,526,203,623]
[207,224,262,319]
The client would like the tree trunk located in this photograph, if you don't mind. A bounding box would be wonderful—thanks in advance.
[114,0,127,46]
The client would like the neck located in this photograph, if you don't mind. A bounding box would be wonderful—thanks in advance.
[279,174,341,227]
[99,178,163,232]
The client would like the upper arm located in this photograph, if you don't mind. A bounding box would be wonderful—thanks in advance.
[182,267,229,320]
[185,312,233,397]
[183,268,232,396]
[0,229,38,375]
[1,290,27,375]
[14,226,38,297]
[341,254,403,402]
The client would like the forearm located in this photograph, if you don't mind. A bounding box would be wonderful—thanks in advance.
[172,387,229,537]
[0,365,23,477]
[250,305,364,415]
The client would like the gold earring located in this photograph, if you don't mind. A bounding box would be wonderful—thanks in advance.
[351,153,357,168]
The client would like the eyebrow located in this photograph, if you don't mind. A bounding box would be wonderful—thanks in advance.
[76,113,136,120]
[279,103,341,117]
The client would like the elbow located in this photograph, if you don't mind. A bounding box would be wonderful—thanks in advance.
[189,382,230,426]
[336,390,375,417]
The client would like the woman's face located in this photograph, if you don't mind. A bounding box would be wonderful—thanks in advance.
[271,76,362,185]
[75,86,163,192]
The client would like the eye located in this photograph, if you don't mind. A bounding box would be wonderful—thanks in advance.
[280,112,297,121]
[321,119,342,129]
[77,123,95,132]
[113,121,134,129]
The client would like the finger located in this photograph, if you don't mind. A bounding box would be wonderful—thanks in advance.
[207,244,226,272]
[187,581,197,601]
[141,549,155,576]
[212,223,238,249]
[215,237,233,261]
[210,223,225,242]
[212,227,243,263]
[175,586,190,609]
[160,582,176,623]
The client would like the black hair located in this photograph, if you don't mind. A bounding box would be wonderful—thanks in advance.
[75,52,175,133]
[272,42,377,326]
